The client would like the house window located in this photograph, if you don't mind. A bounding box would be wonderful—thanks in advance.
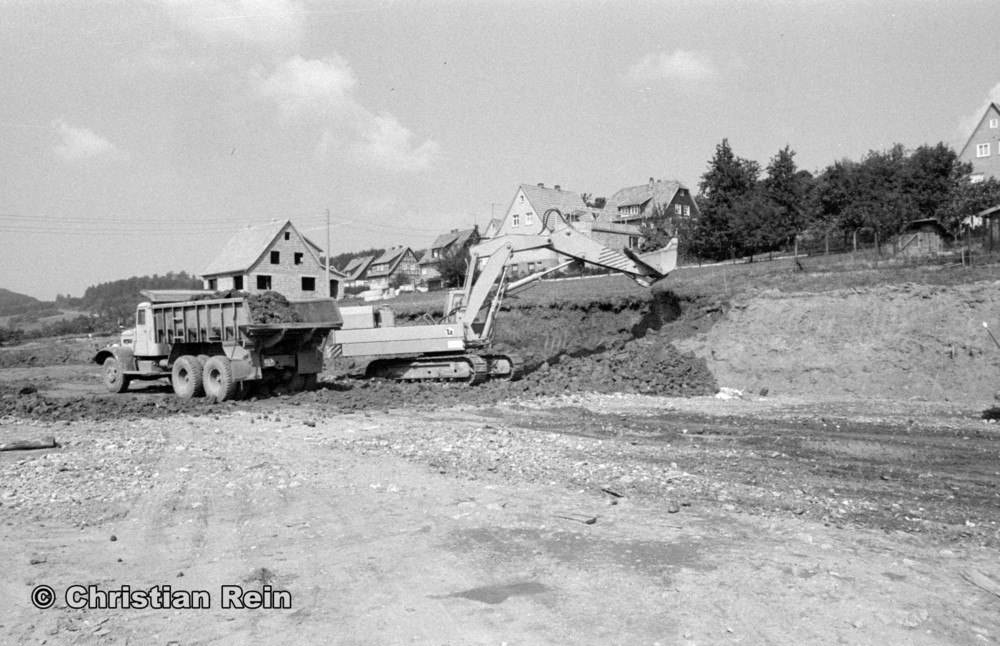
[971,173,985,184]
[977,143,991,158]
[284,231,291,240]
[270,251,280,264]
[628,236,640,248]
[525,212,533,226]
[683,205,691,217]
[208,278,217,290]
[512,213,520,227]
[527,262,535,272]
[294,252,303,265]
[509,265,519,278]
[675,204,682,215]
[992,119,999,129]
[233,276,244,290]
[301,277,315,291]
[257,275,272,290]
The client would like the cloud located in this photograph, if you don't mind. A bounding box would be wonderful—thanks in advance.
[957,82,1000,142]
[355,113,441,172]
[256,56,440,172]
[160,0,305,49]
[52,120,124,161]
[625,50,715,85]
[256,55,357,119]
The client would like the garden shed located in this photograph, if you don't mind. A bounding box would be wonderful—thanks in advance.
[894,219,951,258]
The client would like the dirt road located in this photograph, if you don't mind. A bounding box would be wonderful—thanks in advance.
[3,388,1000,645]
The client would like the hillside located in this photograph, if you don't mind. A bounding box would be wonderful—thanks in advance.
[0,288,53,317]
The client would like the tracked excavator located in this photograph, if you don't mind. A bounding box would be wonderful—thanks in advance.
[328,208,678,384]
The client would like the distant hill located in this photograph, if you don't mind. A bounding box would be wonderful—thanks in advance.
[0,288,53,317]
[1,272,204,332]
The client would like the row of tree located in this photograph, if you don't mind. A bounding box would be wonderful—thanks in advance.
[659,140,1000,262]
[59,272,204,325]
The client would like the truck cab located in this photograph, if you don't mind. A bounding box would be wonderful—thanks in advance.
[131,302,164,358]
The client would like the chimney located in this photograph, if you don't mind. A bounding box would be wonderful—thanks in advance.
[554,184,561,191]
[537,182,545,188]
[648,177,655,187]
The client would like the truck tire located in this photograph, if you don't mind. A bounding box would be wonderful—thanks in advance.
[203,356,238,402]
[102,357,131,394]
[171,355,204,399]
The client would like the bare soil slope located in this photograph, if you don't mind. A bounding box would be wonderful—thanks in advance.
[678,281,1000,403]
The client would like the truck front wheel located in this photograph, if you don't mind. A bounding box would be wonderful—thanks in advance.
[102,357,131,394]
[172,355,204,399]
[203,356,238,402]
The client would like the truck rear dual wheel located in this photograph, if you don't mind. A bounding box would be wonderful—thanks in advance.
[171,355,205,399]
[203,356,238,402]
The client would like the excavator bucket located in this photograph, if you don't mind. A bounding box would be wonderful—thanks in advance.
[623,238,679,285]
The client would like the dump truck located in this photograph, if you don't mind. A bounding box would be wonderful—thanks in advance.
[93,292,342,401]
[329,208,678,383]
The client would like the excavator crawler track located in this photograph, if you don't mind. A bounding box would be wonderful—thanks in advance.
[365,354,489,384]
[482,353,524,381]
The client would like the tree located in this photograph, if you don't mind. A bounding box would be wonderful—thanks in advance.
[906,143,971,222]
[433,247,470,288]
[693,139,761,260]
[939,177,1000,231]
[762,146,810,249]
[582,193,606,209]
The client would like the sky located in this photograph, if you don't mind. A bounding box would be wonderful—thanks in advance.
[2,0,999,300]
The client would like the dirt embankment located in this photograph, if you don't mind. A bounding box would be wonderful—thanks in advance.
[679,281,1000,403]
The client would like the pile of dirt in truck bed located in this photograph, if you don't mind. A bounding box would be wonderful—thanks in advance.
[193,290,303,323]
[246,291,302,324]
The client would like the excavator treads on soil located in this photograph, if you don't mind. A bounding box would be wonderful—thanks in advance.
[365,354,490,384]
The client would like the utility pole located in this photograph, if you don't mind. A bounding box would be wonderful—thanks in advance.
[326,208,332,298]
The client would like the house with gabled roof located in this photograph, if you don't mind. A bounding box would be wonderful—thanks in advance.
[958,102,1000,183]
[491,183,594,275]
[607,177,700,231]
[481,218,502,239]
[417,226,480,290]
[365,246,421,289]
[201,220,346,299]
[341,255,376,289]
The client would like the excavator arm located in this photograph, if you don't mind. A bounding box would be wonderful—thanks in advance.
[456,208,678,343]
